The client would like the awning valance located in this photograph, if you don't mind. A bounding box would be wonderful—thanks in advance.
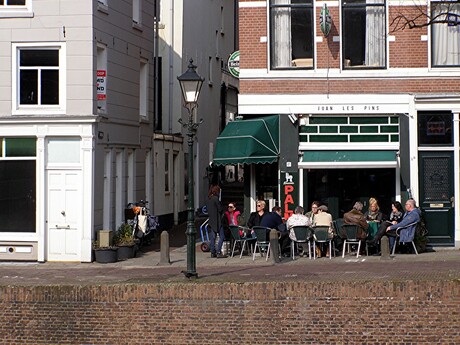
[213,115,279,165]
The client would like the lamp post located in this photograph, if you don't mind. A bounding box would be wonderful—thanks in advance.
[178,59,204,279]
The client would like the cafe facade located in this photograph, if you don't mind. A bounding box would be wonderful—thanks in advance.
[217,0,460,248]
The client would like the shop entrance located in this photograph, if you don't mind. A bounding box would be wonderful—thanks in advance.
[304,168,396,219]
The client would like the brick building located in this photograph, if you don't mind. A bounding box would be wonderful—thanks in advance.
[214,0,460,247]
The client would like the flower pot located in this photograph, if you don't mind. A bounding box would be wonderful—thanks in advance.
[117,245,135,260]
[94,247,118,263]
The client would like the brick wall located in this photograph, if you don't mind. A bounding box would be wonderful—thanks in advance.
[0,280,458,344]
[239,3,454,95]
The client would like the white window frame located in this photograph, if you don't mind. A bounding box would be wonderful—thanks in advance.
[0,0,33,18]
[133,0,142,29]
[140,58,148,118]
[12,42,66,115]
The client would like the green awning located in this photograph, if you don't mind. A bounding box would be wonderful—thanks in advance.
[213,115,279,165]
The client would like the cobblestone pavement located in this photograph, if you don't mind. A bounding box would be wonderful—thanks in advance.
[0,242,458,285]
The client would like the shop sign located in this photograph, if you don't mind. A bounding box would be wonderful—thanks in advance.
[97,70,107,100]
[281,171,298,220]
[228,51,240,78]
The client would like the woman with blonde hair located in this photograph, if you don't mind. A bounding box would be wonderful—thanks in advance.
[364,197,384,222]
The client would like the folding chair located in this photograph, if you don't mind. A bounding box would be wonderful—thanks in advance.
[341,224,362,258]
[312,226,334,259]
[252,226,271,261]
[229,225,253,258]
[290,226,312,260]
[392,221,419,255]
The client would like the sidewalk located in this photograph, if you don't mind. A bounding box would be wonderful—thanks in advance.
[0,237,459,286]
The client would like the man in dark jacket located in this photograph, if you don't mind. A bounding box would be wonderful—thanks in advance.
[343,201,369,240]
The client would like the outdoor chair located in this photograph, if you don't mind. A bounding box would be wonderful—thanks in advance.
[312,226,334,259]
[229,225,253,258]
[341,224,362,258]
[252,226,271,261]
[290,226,313,260]
[391,221,419,255]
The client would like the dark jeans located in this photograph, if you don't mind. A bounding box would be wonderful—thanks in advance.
[209,227,225,254]
[374,221,397,250]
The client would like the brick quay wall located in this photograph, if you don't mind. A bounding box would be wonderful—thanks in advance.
[0,279,459,344]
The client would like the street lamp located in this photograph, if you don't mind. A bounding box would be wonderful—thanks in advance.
[178,59,204,279]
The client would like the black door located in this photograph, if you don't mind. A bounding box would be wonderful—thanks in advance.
[418,151,455,246]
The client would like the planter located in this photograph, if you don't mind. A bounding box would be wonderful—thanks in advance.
[117,245,135,260]
[94,247,118,263]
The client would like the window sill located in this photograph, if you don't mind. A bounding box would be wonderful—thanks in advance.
[132,22,143,32]
[139,116,149,123]
[97,3,109,14]
[0,10,33,18]
[12,107,65,116]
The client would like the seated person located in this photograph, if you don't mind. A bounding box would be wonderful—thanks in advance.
[247,200,267,229]
[286,206,312,256]
[312,204,333,257]
[259,206,283,241]
[221,202,245,238]
[305,201,320,224]
[364,197,384,222]
[370,201,404,245]
[343,201,369,241]
[370,199,420,247]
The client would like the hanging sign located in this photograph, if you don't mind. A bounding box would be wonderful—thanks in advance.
[320,3,332,37]
[281,171,298,220]
[97,70,107,100]
[227,51,240,78]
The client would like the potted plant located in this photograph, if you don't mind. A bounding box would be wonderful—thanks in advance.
[93,240,118,263]
[113,223,137,260]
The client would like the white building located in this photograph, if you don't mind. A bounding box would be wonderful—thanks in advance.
[0,0,237,262]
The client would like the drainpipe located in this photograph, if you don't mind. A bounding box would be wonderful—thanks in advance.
[168,0,174,134]
[153,0,160,132]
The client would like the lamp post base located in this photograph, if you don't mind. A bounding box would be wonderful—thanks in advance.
[181,270,198,279]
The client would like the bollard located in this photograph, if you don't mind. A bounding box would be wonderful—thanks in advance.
[270,229,280,263]
[380,236,392,260]
[159,230,171,265]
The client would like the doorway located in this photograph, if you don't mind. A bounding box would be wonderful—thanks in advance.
[418,151,455,246]
[304,168,396,219]
[46,169,82,261]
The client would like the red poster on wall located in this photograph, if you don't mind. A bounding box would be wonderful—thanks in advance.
[97,70,107,100]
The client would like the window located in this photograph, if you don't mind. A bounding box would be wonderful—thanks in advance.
[140,59,148,118]
[165,150,169,192]
[0,0,26,5]
[0,0,32,18]
[13,44,65,114]
[97,44,107,113]
[0,138,36,233]
[342,0,386,69]
[431,1,460,67]
[418,111,453,146]
[133,0,141,26]
[269,0,314,69]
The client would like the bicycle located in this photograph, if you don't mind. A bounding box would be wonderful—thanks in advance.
[124,200,159,248]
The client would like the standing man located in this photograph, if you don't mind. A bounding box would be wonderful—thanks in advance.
[205,185,227,258]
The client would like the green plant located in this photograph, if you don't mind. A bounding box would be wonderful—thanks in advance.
[113,223,136,246]
[92,240,117,250]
